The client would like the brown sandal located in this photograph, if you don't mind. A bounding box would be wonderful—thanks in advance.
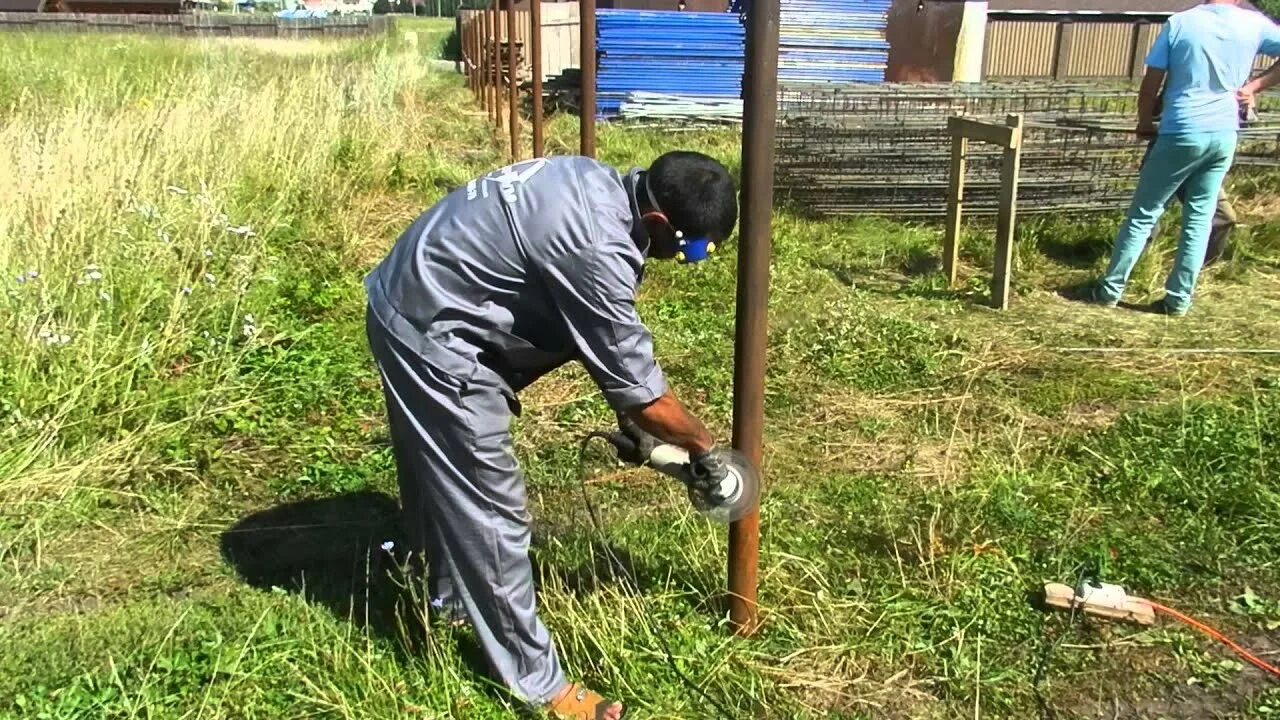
[544,683,624,720]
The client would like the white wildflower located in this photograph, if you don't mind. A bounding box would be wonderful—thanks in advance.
[37,327,52,340]
[15,275,24,285]
[380,541,395,552]
[99,291,111,302]
[158,230,172,244]
[85,270,103,282]
[26,270,37,280]
[203,273,216,285]
[181,287,193,296]
[225,225,256,238]
[57,334,71,345]
[203,249,214,259]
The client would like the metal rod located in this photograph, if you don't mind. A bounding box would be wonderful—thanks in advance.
[579,0,596,157]
[454,10,462,75]
[467,12,478,98]
[728,0,779,639]
[483,4,494,118]
[531,0,544,157]
[491,0,502,130]
[506,0,519,160]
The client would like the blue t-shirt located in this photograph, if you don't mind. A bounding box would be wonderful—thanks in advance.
[1146,3,1280,135]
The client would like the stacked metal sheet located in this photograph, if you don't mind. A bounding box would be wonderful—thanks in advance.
[779,0,890,84]
[732,0,889,85]
[596,10,746,119]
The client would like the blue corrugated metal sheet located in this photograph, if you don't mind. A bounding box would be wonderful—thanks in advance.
[731,0,890,84]
[780,0,890,84]
[596,10,745,118]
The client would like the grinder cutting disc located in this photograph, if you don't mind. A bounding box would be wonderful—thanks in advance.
[688,448,761,524]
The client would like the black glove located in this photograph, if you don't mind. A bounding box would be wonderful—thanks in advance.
[612,412,660,466]
[688,448,730,495]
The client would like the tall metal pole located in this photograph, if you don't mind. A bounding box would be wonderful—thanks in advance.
[506,0,519,160]
[728,0,779,638]
[579,0,596,157]
[483,5,494,119]
[466,12,477,98]
[491,0,502,130]
[531,0,544,157]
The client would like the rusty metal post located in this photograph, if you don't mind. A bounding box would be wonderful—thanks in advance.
[728,0,779,638]
[454,11,463,75]
[531,0,544,157]
[483,5,493,118]
[579,0,596,157]
[506,0,519,160]
[466,12,477,98]
[491,0,502,129]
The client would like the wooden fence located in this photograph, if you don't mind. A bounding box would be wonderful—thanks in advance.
[458,2,577,81]
[0,11,394,37]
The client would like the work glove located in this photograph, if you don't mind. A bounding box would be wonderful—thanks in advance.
[612,412,660,466]
[688,447,730,496]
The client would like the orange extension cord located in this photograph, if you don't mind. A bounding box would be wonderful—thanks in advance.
[1142,600,1280,681]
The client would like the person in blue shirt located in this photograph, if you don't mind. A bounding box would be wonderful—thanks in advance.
[1075,0,1280,316]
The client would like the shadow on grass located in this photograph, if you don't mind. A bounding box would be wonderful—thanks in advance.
[219,491,418,642]
[218,490,697,664]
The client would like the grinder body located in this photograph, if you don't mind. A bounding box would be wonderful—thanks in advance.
[605,432,760,523]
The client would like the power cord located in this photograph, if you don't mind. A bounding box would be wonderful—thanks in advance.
[1031,564,1090,720]
[576,433,743,720]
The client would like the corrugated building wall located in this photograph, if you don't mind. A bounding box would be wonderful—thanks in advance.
[983,20,1055,76]
[985,17,1277,79]
[1064,22,1132,76]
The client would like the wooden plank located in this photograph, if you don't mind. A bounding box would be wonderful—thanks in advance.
[943,131,967,287]
[991,113,1023,311]
[948,116,1018,149]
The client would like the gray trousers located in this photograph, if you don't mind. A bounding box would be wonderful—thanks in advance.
[366,309,567,706]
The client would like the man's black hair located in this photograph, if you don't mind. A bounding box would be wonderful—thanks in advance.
[646,151,738,243]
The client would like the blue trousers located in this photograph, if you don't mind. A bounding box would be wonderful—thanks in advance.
[1099,131,1237,312]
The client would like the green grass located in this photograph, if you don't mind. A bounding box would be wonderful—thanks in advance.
[3,28,1280,720]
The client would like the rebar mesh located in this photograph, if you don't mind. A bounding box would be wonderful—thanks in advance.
[775,82,1280,217]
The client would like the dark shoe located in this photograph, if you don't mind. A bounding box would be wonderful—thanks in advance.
[1060,283,1118,308]
[1149,297,1188,317]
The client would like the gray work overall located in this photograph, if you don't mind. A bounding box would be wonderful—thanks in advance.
[363,156,668,705]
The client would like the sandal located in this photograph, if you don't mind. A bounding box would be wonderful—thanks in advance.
[544,683,624,720]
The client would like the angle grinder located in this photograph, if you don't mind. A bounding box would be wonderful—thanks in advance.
[601,431,761,523]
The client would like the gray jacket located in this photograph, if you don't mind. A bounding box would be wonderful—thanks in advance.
[365,156,667,414]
